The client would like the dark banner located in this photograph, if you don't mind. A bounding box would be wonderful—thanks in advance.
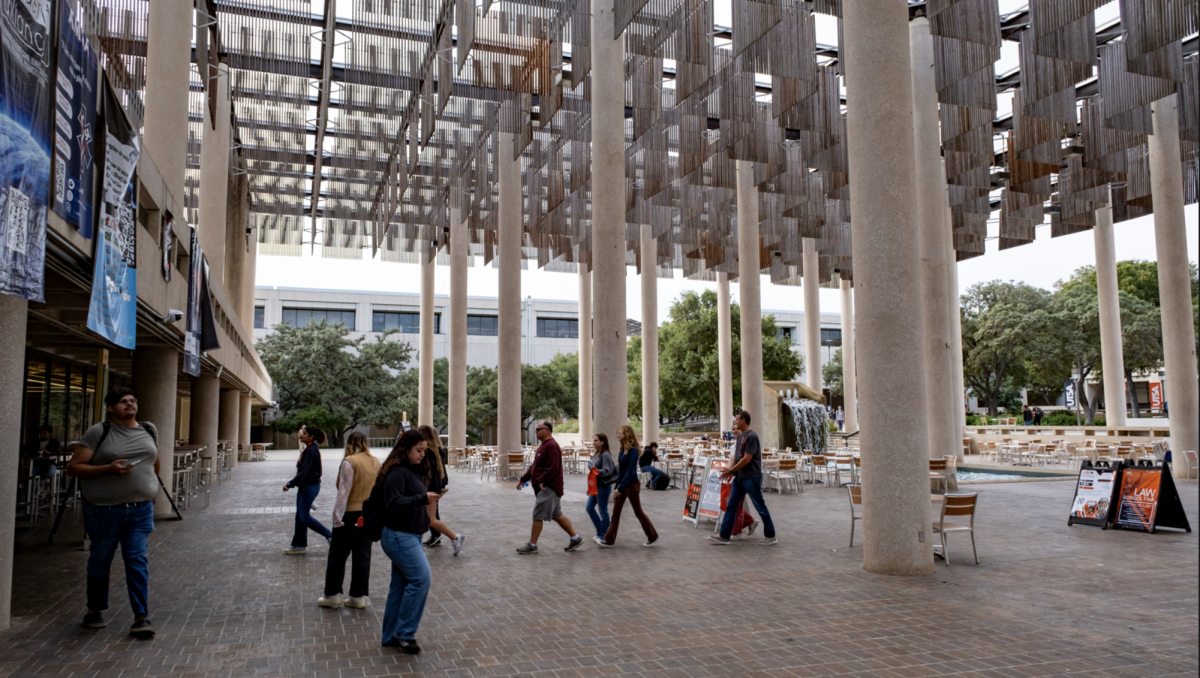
[51,0,96,235]
[184,227,203,376]
[0,0,55,301]
[161,210,172,281]
[85,78,138,348]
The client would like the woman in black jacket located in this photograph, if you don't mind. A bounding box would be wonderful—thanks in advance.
[377,430,439,655]
[283,425,332,555]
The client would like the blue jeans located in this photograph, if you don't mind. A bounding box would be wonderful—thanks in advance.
[31,458,57,479]
[585,483,612,538]
[641,465,668,484]
[380,528,431,643]
[83,501,154,617]
[719,477,776,540]
[293,483,332,547]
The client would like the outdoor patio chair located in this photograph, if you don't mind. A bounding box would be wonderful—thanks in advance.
[767,458,801,494]
[933,493,979,566]
[810,455,838,487]
[1181,451,1199,483]
[480,453,499,481]
[847,484,862,547]
[943,455,958,491]
[929,459,948,493]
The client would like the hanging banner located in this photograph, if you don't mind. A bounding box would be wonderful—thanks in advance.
[184,227,203,376]
[1149,382,1162,410]
[85,79,138,349]
[1063,380,1077,409]
[161,210,172,281]
[0,0,55,301]
[51,0,96,235]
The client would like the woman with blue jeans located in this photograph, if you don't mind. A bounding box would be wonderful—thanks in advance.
[284,425,332,555]
[585,434,616,543]
[377,430,438,655]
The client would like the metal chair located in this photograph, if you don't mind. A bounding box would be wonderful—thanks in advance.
[847,484,863,547]
[929,459,948,493]
[933,493,979,566]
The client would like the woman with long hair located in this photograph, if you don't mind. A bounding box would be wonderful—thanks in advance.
[416,425,464,555]
[283,425,332,555]
[585,433,617,543]
[377,430,438,654]
[318,432,381,608]
[600,426,660,548]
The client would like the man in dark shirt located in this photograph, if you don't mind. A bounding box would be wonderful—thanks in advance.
[515,422,583,554]
[709,411,777,545]
[639,442,669,487]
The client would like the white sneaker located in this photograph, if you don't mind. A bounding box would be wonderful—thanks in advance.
[592,536,603,544]
[317,594,345,607]
[452,534,466,556]
[746,520,759,537]
[343,596,367,609]
[729,534,744,541]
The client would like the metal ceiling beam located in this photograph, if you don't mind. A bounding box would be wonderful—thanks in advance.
[309,0,337,252]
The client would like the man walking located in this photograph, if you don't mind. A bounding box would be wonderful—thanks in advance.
[67,387,161,638]
[516,421,584,554]
[709,411,777,546]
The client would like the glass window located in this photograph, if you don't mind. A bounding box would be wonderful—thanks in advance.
[373,311,437,334]
[537,318,579,338]
[467,314,498,336]
[776,327,793,343]
[281,308,355,330]
[253,306,265,329]
[821,328,842,346]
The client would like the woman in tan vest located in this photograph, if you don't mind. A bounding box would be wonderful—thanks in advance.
[318,432,381,608]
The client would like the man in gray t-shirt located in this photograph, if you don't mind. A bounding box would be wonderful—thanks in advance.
[709,410,777,546]
[67,387,161,639]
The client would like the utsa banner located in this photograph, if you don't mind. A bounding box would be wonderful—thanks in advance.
[52,0,97,236]
[0,0,55,300]
[85,79,139,348]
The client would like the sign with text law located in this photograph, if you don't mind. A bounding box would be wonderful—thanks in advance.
[1111,462,1190,534]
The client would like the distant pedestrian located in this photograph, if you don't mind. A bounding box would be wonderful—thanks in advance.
[284,425,332,555]
[25,425,60,479]
[639,442,670,488]
[66,387,161,638]
[376,430,438,654]
[1033,407,1044,426]
[515,421,583,554]
[1022,406,1032,426]
[709,411,777,546]
[416,425,464,555]
[585,433,617,543]
[319,432,380,609]
[835,407,845,431]
[600,426,660,548]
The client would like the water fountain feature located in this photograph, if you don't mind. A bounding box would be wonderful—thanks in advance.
[782,398,829,455]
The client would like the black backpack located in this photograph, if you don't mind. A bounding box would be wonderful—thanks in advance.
[651,473,671,491]
[362,469,392,542]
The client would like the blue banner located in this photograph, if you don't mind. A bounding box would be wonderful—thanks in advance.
[86,80,138,349]
[0,0,55,301]
[52,0,97,235]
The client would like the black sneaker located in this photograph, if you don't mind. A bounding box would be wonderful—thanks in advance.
[382,637,400,648]
[564,535,584,552]
[82,611,106,629]
[129,618,156,639]
[398,639,421,655]
[424,534,442,547]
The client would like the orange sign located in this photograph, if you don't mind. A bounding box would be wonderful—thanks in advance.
[1149,382,1163,410]
[1114,468,1161,532]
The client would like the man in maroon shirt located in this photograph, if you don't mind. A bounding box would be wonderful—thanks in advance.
[515,421,583,554]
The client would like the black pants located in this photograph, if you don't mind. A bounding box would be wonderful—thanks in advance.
[427,504,441,540]
[324,511,372,597]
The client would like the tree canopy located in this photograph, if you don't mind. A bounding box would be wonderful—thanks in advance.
[822,348,844,397]
[960,281,1049,416]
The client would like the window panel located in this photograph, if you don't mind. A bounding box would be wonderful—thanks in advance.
[821,328,842,346]
[254,307,265,329]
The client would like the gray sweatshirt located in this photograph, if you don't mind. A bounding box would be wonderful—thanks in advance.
[589,450,616,485]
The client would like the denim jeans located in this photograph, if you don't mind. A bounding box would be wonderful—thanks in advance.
[585,482,612,538]
[83,501,154,617]
[380,528,431,643]
[641,465,668,484]
[293,483,332,547]
[719,477,776,540]
[30,458,57,479]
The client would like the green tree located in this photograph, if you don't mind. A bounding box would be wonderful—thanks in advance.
[961,281,1049,415]
[1027,283,1103,423]
[822,348,844,397]
[1117,292,1163,417]
[256,320,414,443]
[627,336,643,419]
[521,363,574,439]
[545,352,580,419]
[464,365,498,441]
[395,357,450,430]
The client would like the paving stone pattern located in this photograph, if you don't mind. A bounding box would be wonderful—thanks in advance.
[3,448,1197,678]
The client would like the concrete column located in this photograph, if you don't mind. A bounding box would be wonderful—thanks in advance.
[418,249,435,427]
[198,63,231,285]
[224,176,247,325]
[843,0,933,575]
[803,238,821,392]
[578,267,593,441]
[189,372,220,459]
[641,224,660,443]
[143,0,192,202]
[242,225,258,329]
[0,295,28,630]
[840,279,859,433]
[1094,195,1127,427]
[1148,94,1199,473]
[736,160,764,422]
[497,132,523,467]
[238,393,251,468]
[131,347,180,517]
[219,388,240,471]
[948,233,966,454]
[911,18,959,460]
[717,273,734,432]
[591,0,629,438]
[448,206,468,449]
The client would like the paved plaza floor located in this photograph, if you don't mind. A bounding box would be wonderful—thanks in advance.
[3,448,1197,678]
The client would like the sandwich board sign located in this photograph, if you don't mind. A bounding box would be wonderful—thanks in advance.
[1067,461,1118,528]
[682,459,707,526]
[1111,460,1191,534]
[697,459,727,521]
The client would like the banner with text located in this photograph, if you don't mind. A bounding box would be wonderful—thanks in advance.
[52,0,97,235]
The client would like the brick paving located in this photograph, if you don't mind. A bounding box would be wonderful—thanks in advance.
[3,448,1197,678]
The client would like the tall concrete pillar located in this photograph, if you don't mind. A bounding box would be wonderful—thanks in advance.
[199,62,231,285]
[736,160,764,422]
[1094,196,1127,426]
[219,388,240,471]
[641,224,660,443]
[224,175,247,324]
[911,17,959,460]
[448,206,468,449]
[0,295,28,631]
[143,0,192,202]
[189,372,221,460]
[238,393,252,467]
[717,272,734,432]
[843,0,933,575]
[591,0,629,438]
[1148,94,1199,473]
[840,279,859,433]
[418,249,435,427]
[803,238,821,392]
[497,132,523,466]
[132,347,180,517]
[948,233,966,454]
[578,267,593,441]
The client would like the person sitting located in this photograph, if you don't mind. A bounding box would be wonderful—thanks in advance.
[25,425,61,479]
[639,443,669,488]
